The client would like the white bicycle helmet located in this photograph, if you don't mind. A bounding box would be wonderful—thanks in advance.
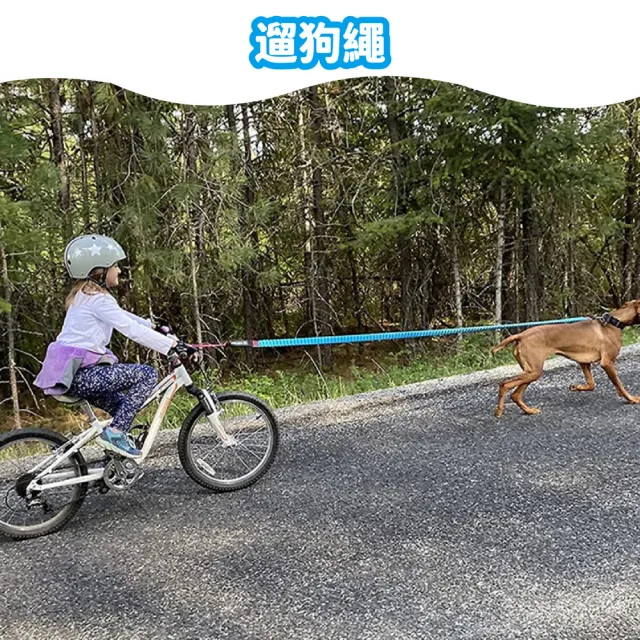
[64,234,126,279]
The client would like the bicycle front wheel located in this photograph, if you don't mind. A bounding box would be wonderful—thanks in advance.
[178,391,279,492]
[0,428,88,540]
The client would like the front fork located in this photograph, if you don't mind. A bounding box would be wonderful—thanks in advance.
[186,386,237,447]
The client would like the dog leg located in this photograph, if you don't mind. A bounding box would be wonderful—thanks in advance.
[601,359,640,403]
[495,371,542,417]
[510,383,541,415]
[496,377,520,417]
[570,363,596,392]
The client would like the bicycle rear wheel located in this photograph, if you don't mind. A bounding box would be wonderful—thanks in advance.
[178,391,279,492]
[0,428,87,540]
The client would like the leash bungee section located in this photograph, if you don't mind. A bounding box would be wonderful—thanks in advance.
[190,316,590,350]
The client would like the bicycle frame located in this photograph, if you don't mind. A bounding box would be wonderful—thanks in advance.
[24,362,234,493]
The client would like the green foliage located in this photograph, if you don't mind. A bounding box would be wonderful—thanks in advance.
[353,210,443,247]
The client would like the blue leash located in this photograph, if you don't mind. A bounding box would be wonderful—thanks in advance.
[226,316,590,349]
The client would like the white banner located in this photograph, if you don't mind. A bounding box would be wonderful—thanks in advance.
[2,0,639,107]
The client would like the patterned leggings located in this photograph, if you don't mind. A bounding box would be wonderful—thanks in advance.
[67,364,158,433]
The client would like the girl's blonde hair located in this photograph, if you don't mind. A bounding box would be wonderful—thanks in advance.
[64,268,110,310]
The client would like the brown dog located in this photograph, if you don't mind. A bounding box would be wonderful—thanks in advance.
[492,300,640,417]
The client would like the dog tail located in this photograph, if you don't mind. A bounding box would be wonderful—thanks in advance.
[491,333,522,354]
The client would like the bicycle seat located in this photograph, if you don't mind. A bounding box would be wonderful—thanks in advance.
[52,394,82,405]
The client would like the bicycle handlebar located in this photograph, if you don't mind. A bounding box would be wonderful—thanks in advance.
[166,338,252,368]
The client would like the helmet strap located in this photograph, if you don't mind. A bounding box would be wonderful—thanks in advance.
[87,268,109,289]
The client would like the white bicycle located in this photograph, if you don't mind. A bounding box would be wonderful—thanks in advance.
[0,348,279,540]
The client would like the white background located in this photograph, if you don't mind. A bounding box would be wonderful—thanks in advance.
[1,0,639,108]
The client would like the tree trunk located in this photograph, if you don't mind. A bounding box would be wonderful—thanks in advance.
[451,225,463,352]
[634,252,640,300]
[514,205,522,323]
[494,178,506,341]
[240,104,262,339]
[226,104,259,364]
[76,83,91,229]
[308,86,333,368]
[184,110,203,350]
[87,84,104,229]
[1,244,20,429]
[383,77,413,329]
[500,189,518,324]
[48,79,72,239]
[566,200,577,315]
[622,99,639,299]
[188,241,203,347]
[298,88,332,368]
[521,185,540,321]
[322,88,361,334]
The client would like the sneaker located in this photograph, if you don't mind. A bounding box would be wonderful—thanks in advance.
[98,427,142,458]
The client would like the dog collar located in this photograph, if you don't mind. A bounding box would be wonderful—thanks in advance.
[600,312,628,330]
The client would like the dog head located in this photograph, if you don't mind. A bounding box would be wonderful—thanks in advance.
[618,300,640,325]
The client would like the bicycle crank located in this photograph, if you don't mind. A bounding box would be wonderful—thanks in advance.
[103,457,144,491]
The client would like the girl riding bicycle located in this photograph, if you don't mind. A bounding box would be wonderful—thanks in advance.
[2,233,279,540]
[34,234,180,459]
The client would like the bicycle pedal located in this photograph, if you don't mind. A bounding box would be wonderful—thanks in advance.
[129,423,150,449]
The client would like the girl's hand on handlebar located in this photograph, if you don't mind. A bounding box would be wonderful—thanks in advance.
[169,340,202,363]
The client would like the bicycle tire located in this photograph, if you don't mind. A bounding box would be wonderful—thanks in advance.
[0,428,88,540]
[178,391,279,492]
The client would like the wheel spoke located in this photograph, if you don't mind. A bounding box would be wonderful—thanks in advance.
[234,443,265,461]
[229,448,253,471]
[197,448,227,470]
[6,506,18,524]
[234,430,265,444]
[235,434,267,449]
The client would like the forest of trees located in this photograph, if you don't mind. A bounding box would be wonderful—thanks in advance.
[1,78,639,425]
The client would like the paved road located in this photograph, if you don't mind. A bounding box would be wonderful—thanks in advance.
[3,350,640,639]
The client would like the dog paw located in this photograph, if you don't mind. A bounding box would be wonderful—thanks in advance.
[523,407,541,415]
[628,396,640,404]
[494,408,504,418]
